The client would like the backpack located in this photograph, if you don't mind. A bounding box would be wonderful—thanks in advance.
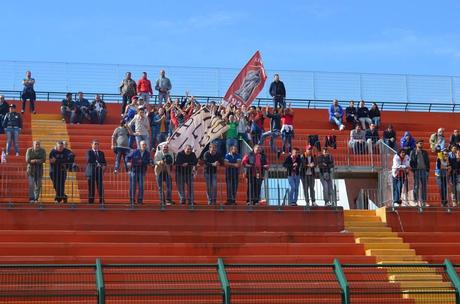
[325,135,337,149]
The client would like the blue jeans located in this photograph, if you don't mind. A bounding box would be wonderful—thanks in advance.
[372,117,381,128]
[135,135,150,151]
[129,171,145,204]
[282,131,292,153]
[5,127,20,154]
[287,175,300,204]
[436,174,448,205]
[259,130,280,152]
[226,138,238,153]
[204,172,218,204]
[329,117,343,127]
[156,172,172,204]
[413,170,428,203]
[392,176,404,204]
[151,129,160,150]
[114,147,130,172]
[226,170,239,202]
[176,173,194,205]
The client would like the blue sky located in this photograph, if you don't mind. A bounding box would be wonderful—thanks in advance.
[2,0,460,76]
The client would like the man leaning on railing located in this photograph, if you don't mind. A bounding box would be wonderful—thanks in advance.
[25,141,46,204]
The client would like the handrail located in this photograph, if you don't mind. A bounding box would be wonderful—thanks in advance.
[1,89,460,112]
[95,258,105,304]
[217,258,231,304]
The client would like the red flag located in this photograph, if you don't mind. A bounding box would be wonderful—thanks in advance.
[223,51,267,108]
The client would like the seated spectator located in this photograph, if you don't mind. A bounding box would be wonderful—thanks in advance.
[369,102,381,128]
[365,124,380,153]
[0,95,8,134]
[429,128,446,153]
[450,129,460,148]
[345,100,358,128]
[90,94,107,124]
[357,100,372,130]
[400,131,416,153]
[383,124,397,150]
[348,125,366,154]
[449,144,458,161]
[74,92,92,123]
[61,92,77,123]
[328,99,345,131]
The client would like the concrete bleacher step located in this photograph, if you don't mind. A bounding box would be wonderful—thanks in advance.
[356,237,404,243]
[374,255,423,263]
[366,248,416,256]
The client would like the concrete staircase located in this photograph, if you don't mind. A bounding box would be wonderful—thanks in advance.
[30,114,80,203]
[344,209,455,303]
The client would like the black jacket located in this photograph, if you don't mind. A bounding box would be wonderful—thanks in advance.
[0,102,8,116]
[2,112,22,128]
[300,154,317,177]
[357,107,370,119]
[269,81,286,98]
[85,150,107,177]
[409,149,430,172]
[266,112,281,131]
[317,154,334,174]
[283,155,302,176]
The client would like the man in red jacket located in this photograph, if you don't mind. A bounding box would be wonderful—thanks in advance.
[137,72,153,105]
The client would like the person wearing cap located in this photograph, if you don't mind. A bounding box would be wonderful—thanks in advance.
[21,70,36,114]
[300,145,317,206]
[409,139,430,207]
[119,72,137,115]
[85,140,106,204]
[429,128,446,153]
[49,141,74,203]
[2,104,23,156]
[137,72,153,105]
[128,106,151,151]
[400,131,416,154]
[155,69,172,104]
[317,147,335,206]
[25,141,46,203]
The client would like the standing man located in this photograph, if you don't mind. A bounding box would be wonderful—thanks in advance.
[137,72,153,105]
[49,141,74,204]
[242,145,269,205]
[203,143,223,205]
[155,69,172,104]
[269,74,286,109]
[119,72,137,115]
[154,143,175,206]
[126,140,151,206]
[175,145,198,206]
[0,96,8,134]
[410,139,430,207]
[300,145,317,206]
[2,104,23,156]
[111,121,133,174]
[21,71,36,114]
[224,145,241,205]
[283,147,302,206]
[317,147,335,206]
[129,106,151,150]
[85,140,106,205]
[25,141,46,203]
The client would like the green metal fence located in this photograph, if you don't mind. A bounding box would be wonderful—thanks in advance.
[0,259,459,303]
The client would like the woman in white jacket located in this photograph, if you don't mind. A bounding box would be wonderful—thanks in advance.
[392,149,410,206]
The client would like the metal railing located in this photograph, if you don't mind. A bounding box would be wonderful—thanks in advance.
[3,59,460,110]
[0,259,459,303]
[2,88,460,112]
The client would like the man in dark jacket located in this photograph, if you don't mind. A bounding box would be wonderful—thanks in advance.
[300,146,317,206]
[242,145,269,205]
[269,74,286,109]
[203,143,223,205]
[126,140,151,206]
[2,104,23,156]
[283,147,302,206]
[409,139,430,207]
[175,144,198,205]
[49,141,74,203]
[0,95,8,134]
[259,105,281,153]
[317,147,335,206]
[85,140,107,205]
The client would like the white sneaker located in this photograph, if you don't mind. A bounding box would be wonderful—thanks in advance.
[339,124,345,131]
[15,153,19,156]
